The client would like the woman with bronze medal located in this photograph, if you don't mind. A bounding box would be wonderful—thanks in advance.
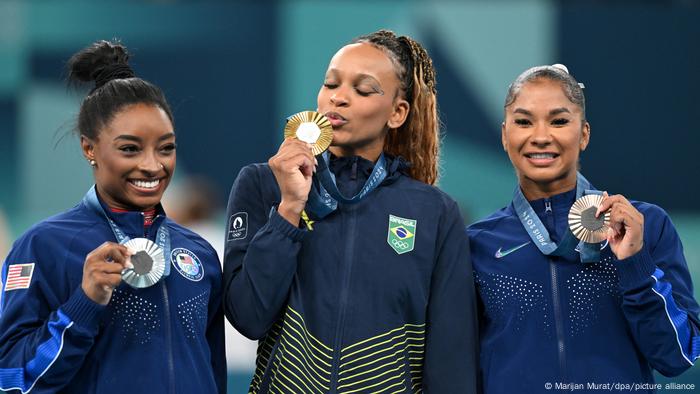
[468,64,700,393]
[0,41,226,393]
[224,30,477,393]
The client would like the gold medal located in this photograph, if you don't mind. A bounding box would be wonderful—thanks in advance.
[284,111,333,156]
[121,238,166,288]
[568,194,610,243]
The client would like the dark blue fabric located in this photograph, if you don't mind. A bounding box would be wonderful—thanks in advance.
[0,190,226,393]
[224,154,478,393]
[469,186,700,394]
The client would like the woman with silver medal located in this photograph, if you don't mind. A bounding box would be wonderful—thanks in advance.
[0,40,225,393]
[467,64,700,393]
[224,30,478,393]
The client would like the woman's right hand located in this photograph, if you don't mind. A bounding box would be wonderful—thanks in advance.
[268,138,316,226]
[82,242,131,305]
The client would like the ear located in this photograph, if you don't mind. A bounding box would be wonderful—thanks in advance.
[81,135,96,161]
[579,121,591,151]
[387,98,410,129]
[501,122,508,151]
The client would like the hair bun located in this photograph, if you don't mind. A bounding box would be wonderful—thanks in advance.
[67,40,135,90]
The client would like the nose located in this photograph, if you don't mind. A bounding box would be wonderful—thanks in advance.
[530,121,552,146]
[330,87,349,107]
[138,152,163,175]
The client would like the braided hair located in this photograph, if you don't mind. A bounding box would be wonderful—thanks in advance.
[352,30,440,185]
[67,39,173,140]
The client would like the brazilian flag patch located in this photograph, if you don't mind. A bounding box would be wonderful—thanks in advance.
[387,215,417,255]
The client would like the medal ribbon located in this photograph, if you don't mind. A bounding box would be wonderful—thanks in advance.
[513,172,602,263]
[83,185,171,277]
[305,152,387,219]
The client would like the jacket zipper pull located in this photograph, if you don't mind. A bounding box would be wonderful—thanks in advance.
[545,200,552,213]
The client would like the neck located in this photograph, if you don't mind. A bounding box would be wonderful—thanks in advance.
[328,144,383,163]
[95,184,157,212]
[519,173,577,201]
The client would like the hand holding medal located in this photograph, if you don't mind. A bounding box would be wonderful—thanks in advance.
[272,111,332,229]
[82,242,131,305]
[595,192,644,260]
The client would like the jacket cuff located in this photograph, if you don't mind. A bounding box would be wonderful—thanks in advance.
[60,286,106,333]
[613,247,656,289]
[268,207,307,242]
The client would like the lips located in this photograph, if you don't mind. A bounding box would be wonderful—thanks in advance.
[524,152,558,159]
[128,178,162,192]
[524,152,559,166]
[325,111,347,128]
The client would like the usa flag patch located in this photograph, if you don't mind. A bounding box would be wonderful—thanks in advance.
[4,263,35,291]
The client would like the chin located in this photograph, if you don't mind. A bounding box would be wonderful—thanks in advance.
[521,168,571,185]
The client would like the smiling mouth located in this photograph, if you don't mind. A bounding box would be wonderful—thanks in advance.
[129,179,161,189]
[525,153,559,159]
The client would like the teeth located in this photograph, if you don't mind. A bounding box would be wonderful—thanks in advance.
[131,179,159,189]
[529,153,556,159]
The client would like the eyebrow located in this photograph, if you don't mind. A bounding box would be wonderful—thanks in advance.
[512,108,571,116]
[326,69,382,85]
[113,132,175,142]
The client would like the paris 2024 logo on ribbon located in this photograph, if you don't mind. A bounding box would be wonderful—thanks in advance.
[171,248,204,282]
[387,215,416,255]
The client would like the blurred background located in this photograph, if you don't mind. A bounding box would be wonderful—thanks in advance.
[0,0,698,392]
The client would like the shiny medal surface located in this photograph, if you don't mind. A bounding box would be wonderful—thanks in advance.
[568,194,610,243]
[121,238,165,288]
[284,111,333,155]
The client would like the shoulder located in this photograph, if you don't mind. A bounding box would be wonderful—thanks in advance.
[235,163,274,185]
[393,176,459,211]
[166,219,218,260]
[229,163,278,200]
[7,203,103,265]
[466,205,514,239]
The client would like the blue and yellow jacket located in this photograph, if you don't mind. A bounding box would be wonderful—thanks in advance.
[0,190,226,393]
[468,187,700,394]
[224,155,478,393]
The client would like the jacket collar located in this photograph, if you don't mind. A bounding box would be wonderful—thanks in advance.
[83,187,167,239]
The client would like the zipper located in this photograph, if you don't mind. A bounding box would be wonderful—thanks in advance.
[162,282,176,394]
[329,204,357,392]
[148,214,175,394]
[549,262,567,388]
[544,198,566,387]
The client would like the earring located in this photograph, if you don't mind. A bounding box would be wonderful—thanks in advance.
[159,163,164,169]
[89,159,96,167]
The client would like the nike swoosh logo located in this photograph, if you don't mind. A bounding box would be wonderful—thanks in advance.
[495,242,531,258]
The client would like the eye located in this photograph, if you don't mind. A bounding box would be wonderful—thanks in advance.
[551,118,570,126]
[323,82,338,89]
[119,145,140,154]
[160,143,176,154]
[355,88,372,97]
[514,118,531,126]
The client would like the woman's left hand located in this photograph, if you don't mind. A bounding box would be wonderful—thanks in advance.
[596,192,644,260]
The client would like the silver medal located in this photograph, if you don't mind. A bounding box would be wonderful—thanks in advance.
[121,238,165,288]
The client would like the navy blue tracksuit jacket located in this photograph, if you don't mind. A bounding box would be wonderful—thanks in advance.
[224,155,478,393]
[469,186,700,393]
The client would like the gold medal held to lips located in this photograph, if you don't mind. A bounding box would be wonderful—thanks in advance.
[121,238,165,288]
[284,111,333,156]
[568,194,610,243]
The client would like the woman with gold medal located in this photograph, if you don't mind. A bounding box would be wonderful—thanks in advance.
[0,40,226,393]
[224,30,478,393]
[468,64,700,393]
